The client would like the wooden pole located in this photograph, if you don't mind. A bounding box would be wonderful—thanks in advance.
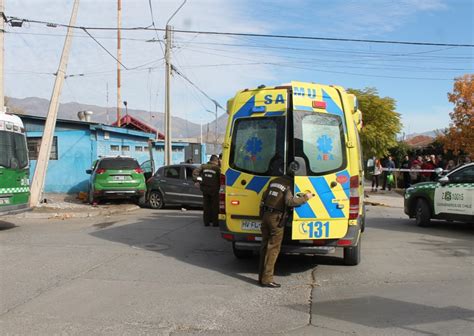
[29,0,80,207]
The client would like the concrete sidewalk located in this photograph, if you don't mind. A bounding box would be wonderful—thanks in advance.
[364,186,404,209]
[4,193,140,220]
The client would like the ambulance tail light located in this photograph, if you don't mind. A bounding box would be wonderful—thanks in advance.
[219,174,226,214]
[222,233,234,241]
[349,175,359,220]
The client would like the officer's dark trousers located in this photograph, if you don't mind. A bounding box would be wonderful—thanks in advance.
[259,212,284,284]
[202,192,219,226]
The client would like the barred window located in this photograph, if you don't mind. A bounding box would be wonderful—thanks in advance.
[27,136,58,160]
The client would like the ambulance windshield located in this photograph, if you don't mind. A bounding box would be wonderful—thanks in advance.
[229,117,285,176]
[294,112,346,175]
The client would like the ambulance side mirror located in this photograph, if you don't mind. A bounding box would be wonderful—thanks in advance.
[288,157,306,176]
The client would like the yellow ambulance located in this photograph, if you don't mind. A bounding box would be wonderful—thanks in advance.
[219,81,364,265]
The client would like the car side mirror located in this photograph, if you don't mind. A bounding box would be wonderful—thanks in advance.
[434,167,443,176]
[438,176,449,185]
[288,157,306,176]
[86,169,92,174]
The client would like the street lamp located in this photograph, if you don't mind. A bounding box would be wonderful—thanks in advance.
[123,100,128,116]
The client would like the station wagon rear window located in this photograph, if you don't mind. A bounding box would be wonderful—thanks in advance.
[98,158,139,170]
[294,112,346,175]
[230,117,285,176]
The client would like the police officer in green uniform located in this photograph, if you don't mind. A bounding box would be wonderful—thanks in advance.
[193,155,221,227]
[258,176,313,288]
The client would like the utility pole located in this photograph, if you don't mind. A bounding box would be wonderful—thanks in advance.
[116,0,122,127]
[29,0,80,207]
[214,103,218,150]
[0,0,5,113]
[164,25,172,165]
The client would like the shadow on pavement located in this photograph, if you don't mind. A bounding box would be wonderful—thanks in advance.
[89,210,334,285]
[0,220,16,231]
[291,295,474,334]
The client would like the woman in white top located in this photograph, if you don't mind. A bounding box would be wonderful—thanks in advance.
[372,159,383,191]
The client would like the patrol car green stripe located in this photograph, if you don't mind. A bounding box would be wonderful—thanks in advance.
[0,187,29,194]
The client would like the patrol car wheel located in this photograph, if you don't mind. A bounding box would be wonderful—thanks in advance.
[415,199,431,227]
[149,191,164,209]
[232,242,253,259]
[343,239,361,266]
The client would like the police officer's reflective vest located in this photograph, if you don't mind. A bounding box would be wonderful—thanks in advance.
[261,177,292,212]
[194,163,220,194]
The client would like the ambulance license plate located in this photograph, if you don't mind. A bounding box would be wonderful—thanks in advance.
[241,220,261,231]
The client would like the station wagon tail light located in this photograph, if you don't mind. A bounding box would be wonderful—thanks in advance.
[219,174,226,214]
[134,168,144,174]
[312,101,327,109]
[96,168,106,174]
[349,175,359,220]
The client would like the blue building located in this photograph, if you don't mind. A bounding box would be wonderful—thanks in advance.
[22,115,205,193]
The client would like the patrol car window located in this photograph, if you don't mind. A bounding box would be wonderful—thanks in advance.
[294,112,346,175]
[164,166,181,179]
[186,167,195,180]
[230,117,285,176]
[449,166,474,183]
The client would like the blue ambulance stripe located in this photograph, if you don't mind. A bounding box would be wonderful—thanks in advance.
[264,111,285,117]
[245,176,270,194]
[336,170,350,198]
[321,89,347,132]
[309,177,345,218]
[230,96,255,134]
[294,183,317,219]
[225,169,241,187]
[294,105,313,112]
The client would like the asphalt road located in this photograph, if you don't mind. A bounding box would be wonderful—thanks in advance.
[0,204,473,335]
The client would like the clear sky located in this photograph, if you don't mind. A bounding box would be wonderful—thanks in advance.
[4,0,474,134]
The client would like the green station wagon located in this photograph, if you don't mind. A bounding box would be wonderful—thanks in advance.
[86,157,146,204]
[404,163,474,226]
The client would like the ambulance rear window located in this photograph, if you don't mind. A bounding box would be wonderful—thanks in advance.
[229,117,285,176]
[295,112,346,175]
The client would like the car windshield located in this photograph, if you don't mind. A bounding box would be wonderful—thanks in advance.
[0,130,29,170]
[98,158,139,170]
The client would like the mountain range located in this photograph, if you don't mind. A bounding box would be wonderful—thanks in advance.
[6,96,228,140]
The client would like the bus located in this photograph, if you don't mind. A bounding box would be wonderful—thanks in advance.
[0,113,30,214]
[219,81,364,265]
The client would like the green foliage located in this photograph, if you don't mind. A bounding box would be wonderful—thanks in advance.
[347,88,402,160]
[389,141,411,165]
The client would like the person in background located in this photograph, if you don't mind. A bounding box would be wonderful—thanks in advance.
[386,156,396,191]
[421,156,435,182]
[401,155,411,188]
[192,155,221,227]
[372,159,383,192]
[410,157,421,185]
[445,159,456,171]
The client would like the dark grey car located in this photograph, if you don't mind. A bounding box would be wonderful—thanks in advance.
[145,164,203,209]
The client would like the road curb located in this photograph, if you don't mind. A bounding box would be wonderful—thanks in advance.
[4,205,140,220]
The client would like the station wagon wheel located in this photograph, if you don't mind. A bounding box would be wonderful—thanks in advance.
[149,190,164,209]
[415,199,431,227]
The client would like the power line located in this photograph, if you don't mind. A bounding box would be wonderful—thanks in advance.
[81,28,128,69]
[171,65,224,110]
[6,15,474,47]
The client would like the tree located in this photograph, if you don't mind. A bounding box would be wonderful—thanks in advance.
[347,87,402,160]
[444,74,474,158]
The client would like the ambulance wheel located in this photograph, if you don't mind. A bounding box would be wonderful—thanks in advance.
[343,239,361,266]
[361,205,366,233]
[415,199,431,227]
[232,242,253,259]
[148,191,164,209]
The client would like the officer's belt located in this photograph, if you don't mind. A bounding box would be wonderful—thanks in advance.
[263,206,284,214]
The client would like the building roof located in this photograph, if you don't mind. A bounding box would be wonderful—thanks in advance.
[111,115,165,140]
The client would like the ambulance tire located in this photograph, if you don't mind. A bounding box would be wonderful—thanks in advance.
[415,198,431,227]
[361,205,366,233]
[343,239,361,266]
[232,242,253,259]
